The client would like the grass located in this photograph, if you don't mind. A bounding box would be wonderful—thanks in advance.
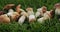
[0,0,60,32]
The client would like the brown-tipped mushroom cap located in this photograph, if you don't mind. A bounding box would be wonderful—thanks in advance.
[54,3,60,8]
[16,4,22,14]
[50,9,54,18]
[3,4,15,10]
[42,6,47,13]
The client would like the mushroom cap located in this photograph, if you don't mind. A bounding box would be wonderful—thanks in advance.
[54,3,60,8]
[3,4,15,10]
[42,6,47,13]
[26,7,33,11]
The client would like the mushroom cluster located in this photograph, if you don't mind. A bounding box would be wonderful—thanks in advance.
[0,3,60,25]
